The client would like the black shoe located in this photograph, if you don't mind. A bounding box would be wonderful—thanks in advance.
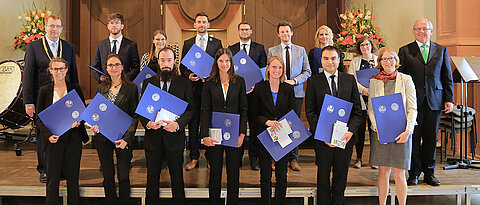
[39,173,47,183]
[407,175,418,186]
[424,175,441,186]
[250,159,259,170]
[160,160,168,172]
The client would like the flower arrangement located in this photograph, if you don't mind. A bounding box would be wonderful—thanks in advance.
[13,3,52,51]
[334,5,386,52]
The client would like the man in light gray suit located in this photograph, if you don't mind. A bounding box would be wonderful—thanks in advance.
[267,21,311,171]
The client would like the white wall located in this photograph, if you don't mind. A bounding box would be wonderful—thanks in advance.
[0,0,65,61]
[346,0,436,52]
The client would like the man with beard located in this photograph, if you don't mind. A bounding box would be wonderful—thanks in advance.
[228,22,267,170]
[93,13,140,82]
[140,47,194,204]
[180,12,222,170]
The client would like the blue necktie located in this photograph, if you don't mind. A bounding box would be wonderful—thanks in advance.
[112,40,117,54]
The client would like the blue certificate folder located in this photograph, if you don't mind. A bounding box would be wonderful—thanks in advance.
[260,67,267,80]
[135,83,188,121]
[132,65,156,93]
[38,90,85,136]
[88,65,106,76]
[356,68,380,88]
[371,93,408,144]
[232,50,263,90]
[314,94,353,142]
[80,93,133,143]
[180,44,214,78]
[210,112,240,148]
[257,110,312,162]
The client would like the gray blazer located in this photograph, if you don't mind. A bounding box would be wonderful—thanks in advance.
[267,43,311,98]
[367,72,417,134]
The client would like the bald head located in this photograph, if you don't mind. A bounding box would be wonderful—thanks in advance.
[412,18,434,44]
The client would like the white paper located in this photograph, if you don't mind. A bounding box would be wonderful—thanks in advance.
[451,57,479,82]
[155,108,180,126]
[331,120,348,149]
[267,119,293,148]
[209,128,222,145]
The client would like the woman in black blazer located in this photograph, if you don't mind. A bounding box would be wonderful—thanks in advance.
[201,48,248,205]
[251,56,296,205]
[90,54,138,205]
[36,57,88,205]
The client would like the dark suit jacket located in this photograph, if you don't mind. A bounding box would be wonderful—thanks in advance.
[398,41,454,110]
[180,35,222,79]
[305,71,362,145]
[200,76,248,138]
[93,83,138,145]
[251,81,296,132]
[93,37,140,82]
[23,38,79,105]
[228,41,267,68]
[36,82,88,149]
[139,75,194,151]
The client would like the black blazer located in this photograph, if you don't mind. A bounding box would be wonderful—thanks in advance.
[36,82,88,148]
[180,35,223,79]
[139,75,194,151]
[251,81,296,132]
[93,83,139,145]
[228,41,267,68]
[93,37,140,82]
[305,71,362,144]
[23,38,79,105]
[200,76,248,138]
[398,41,454,110]
[307,48,345,75]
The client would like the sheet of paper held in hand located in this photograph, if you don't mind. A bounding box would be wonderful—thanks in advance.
[331,120,348,149]
[209,128,222,145]
[155,108,180,126]
[267,119,293,148]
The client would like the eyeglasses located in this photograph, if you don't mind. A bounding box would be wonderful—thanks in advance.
[360,43,371,47]
[47,24,63,29]
[50,67,67,72]
[413,27,432,31]
[107,63,122,68]
[109,21,122,25]
[381,57,396,61]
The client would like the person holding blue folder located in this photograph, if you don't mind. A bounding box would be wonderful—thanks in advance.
[251,56,296,205]
[368,47,417,205]
[90,54,139,205]
[36,57,88,205]
[201,48,248,205]
[347,36,378,169]
[305,46,362,205]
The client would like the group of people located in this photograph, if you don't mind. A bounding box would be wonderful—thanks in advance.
[22,9,454,205]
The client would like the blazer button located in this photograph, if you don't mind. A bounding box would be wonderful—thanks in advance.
[224,106,227,109]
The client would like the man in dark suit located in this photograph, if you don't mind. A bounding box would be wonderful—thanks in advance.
[181,12,223,170]
[140,47,194,204]
[399,18,454,187]
[305,46,362,205]
[93,13,140,83]
[228,22,267,170]
[23,15,79,183]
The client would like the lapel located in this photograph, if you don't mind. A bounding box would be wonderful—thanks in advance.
[225,81,234,104]
[427,40,437,65]
[118,37,128,55]
[103,39,111,55]
[394,73,403,94]
[113,83,126,106]
[263,82,276,110]
[248,42,256,58]
[319,72,332,96]
[409,41,425,65]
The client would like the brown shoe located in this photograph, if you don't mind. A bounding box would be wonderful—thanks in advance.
[370,165,378,169]
[185,160,199,170]
[353,159,362,169]
[271,161,275,171]
[289,161,301,171]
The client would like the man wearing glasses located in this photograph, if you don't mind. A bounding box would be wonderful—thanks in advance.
[93,13,140,83]
[23,15,80,183]
[398,18,454,187]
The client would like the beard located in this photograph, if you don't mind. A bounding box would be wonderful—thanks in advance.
[159,67,175,82]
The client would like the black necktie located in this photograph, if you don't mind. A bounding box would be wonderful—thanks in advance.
[112,40,117,54]
[162,82,168,91]
[242,44,247,53]
[285,46,290,80]
[330,75,337,96]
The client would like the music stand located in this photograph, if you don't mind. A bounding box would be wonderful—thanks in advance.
[444,57,480,170]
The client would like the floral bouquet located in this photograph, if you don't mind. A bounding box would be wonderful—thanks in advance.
[334,5,386,52]
[13,3,52,51]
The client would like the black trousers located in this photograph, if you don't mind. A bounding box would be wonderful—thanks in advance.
[258,145,288,205]
[145,147,185,205]
[409,99,441,177]
[45,135,82,205]
[35,116,46,174]
[247,92,259,162]
[95,138,132,205]
[206,145,243,205]
[315,140,354,205]
[188,84,202,160]
[288,97,303,162]
[354,110,371,160]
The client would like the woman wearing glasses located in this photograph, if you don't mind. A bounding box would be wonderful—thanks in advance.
[368,47,417,205]
[90,54,139,205]
[36,57,87,205]
[140,30,167,73]
[347,36,378,169]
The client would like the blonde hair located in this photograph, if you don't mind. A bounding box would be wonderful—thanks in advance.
[314,25,334,48]
[265,56,285,82]
[376,47,401,70]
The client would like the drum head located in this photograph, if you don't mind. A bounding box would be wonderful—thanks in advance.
[0,61,22,113]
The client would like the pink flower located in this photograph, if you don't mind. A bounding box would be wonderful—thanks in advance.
[340,30,348,36]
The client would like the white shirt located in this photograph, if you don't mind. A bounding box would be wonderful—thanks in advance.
[109,35,123,54]
[160,80,171,91]
[324,70,339,94]
[195,34,208,51]
[53,90,68,104]
[240,40,252,55]
[45,36,59,58]
[221,83,229,102]
[416,40,430,56]
[281,42,293,69]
